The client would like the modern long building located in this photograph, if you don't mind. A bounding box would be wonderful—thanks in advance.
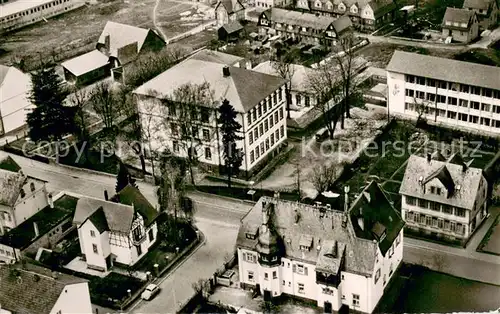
[134,54,288,178]
[0,0,85,33]
[237,182,404,313]
[387,51,500,135]
[399,152,488,245]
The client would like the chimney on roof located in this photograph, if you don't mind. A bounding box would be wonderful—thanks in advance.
[48,193,53,208]
[222,66,230,77]
[104,190,109,201]
[104,34,110,52]
[343,186,350,213]
[427,153,431,163]
[462,163,467,172]
[33,222,39,238]
[332,240,338,258]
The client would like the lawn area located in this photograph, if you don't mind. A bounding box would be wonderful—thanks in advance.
[0,0,158,71]
[377,264,500,313]
[89,272,145,308]
[155,1,213,39]
[332,120,425,194]
[132,215,198,273]
[477,214,500,256]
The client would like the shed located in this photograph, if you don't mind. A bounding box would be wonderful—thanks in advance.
[218,21,243,41]
[61,50,110,86]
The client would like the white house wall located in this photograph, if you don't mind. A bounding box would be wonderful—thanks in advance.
[12,179,49,226]
[0,68,32,135]
[50,282,93,314]
[79,221,106,270]
[110,232,132,266]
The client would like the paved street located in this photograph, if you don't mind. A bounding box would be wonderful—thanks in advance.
[2,150,499,312]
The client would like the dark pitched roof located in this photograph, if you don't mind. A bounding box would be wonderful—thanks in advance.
[447,152,466,166]
[73,197,135,233]
[463,0,494,10]
[331,15,353,35]
[386,50,500,91]
[221,20,244,34]
[0,155,22,172]
[348,181,405,255]
[237,183,403,276]
[0,264,86,314]
[134,59,286,113]
[442,7,476,30]
[111,185,159,226]
[370,0,397,17]
[88,207,109,233]
[399,154,484,210]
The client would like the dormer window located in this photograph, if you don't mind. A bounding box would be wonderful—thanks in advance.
[461,23,467,28]
[351,5,357,13]
[446,21,451,25]
[315,0,321,7]
[326,1,332,9]
[246,232,257,239]
[430,186,442,195]
[299,234,313,251]
[453,22,459,26]
[338,3,345,11]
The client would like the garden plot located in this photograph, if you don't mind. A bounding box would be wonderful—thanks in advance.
[259,107,387,198]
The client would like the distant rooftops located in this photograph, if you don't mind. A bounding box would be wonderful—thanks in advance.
[386,51,500,91]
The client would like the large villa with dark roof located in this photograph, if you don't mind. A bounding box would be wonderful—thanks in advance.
[400,152,488,245]
[236,182,404,313]
[73,185,159,272]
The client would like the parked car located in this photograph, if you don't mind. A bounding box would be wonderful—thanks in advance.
[141,284,160,300]
[315,127,330,142]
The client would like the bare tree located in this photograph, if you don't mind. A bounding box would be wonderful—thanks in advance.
[157,157,189,222]
[90,81,121,131]
[333,32,361,128]
[161,82,216,185]
[271,54,295,119]
[307,64,343,139]
[66,87,91,144]
[311,164,338,193]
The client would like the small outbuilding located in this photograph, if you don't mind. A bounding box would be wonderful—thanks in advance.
[61,50,110,86]
[218,21,244,41]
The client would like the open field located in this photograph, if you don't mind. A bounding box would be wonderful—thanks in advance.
[155,0,214,39]
[0,0,212,70]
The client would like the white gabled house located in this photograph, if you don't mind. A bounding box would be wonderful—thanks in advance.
[236,181,405,313]
[399,151,488,245]
[73,185,159,272]
[0,156,49,235]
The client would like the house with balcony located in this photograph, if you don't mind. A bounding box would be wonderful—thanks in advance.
[72,185,159,272]
[0,164,49,235]
[295,0,397,31]
[236,181,404,313]
[386,51,500,135]
[0,262,93,314]
[463,0,499,30]
[257,8,353,47]
[441,7,479,43]
[133,58,287,178]
[399,152,488,245]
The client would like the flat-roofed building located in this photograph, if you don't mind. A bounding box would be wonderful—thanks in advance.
[386,51,500,135]
[61,50,110,86]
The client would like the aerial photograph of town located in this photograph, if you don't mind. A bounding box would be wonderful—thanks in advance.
[0,0,500,312]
